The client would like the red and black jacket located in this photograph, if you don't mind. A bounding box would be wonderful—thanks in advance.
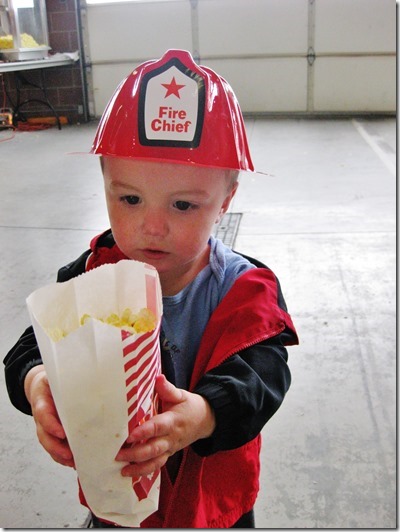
[4,230,298,528]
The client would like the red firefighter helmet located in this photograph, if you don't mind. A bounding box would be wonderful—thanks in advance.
[91,49,254,173]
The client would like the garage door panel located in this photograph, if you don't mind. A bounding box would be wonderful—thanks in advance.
[204,58,307,113]
[314,57,396,112]
[198,0,308,56]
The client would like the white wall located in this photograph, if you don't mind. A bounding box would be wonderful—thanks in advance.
[81,0,396,117]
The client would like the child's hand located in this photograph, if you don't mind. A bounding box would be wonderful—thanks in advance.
[24,365,74,468]
[116,374,216,478]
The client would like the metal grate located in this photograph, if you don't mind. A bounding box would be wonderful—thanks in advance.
[213,212,242,248]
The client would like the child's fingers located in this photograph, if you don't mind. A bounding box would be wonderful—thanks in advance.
[155,374,184,405]
[36,421,74,467]
[33,396,66,440]
[125,376,183,444]
[126,416,162,444]
[119,377,206,478]
[116,436,170,464]
[30,380,73,466]
[121,456,165,478]
[29,369,67,440]
[126,408,176,444]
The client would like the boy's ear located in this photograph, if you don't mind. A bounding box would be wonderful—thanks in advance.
[215,182,239,223]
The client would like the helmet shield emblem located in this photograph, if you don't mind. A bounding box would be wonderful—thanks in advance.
[138,57,205,148]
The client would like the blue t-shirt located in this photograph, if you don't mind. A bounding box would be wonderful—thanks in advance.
[161,236,255,389]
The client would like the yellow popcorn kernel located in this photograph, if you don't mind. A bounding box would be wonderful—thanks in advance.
[120,307,137,325]
[133,308,157,333]
[46,307,156,342]
[80,313,91,326]
[47,327,66,342]
[104,313,122,327]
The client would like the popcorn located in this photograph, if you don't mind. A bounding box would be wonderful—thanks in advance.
[0,35,13,49]
[0,33,41,49]
[20,33,40,48]
[47,307,156,342]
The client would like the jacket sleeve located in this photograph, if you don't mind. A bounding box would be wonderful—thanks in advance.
[3,249,90,415]
[191,326,293,456]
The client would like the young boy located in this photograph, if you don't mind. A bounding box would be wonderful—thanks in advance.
[4,50,298,528]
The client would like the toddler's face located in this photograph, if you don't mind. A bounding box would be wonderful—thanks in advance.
[102,157,237,295]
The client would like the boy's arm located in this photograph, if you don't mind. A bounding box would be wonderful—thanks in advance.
[4,326,43,415]
[192,329,293,456]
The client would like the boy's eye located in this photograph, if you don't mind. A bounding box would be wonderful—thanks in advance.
[174,201,193,211]
[122,195,140,205]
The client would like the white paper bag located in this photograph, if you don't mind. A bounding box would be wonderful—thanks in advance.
[26,260,163,527]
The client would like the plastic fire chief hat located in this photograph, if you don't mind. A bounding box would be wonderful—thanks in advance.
[91,49,255,173]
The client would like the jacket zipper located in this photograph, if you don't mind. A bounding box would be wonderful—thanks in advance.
[161,324,286,526]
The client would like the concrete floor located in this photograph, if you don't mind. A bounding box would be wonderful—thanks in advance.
[0,117,396,528]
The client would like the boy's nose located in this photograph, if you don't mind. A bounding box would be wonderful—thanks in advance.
[141,209,168,238]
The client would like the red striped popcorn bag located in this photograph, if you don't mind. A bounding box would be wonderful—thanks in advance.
[26,260,163,527]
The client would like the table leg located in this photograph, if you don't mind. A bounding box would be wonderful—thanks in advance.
[12,70,62,130]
